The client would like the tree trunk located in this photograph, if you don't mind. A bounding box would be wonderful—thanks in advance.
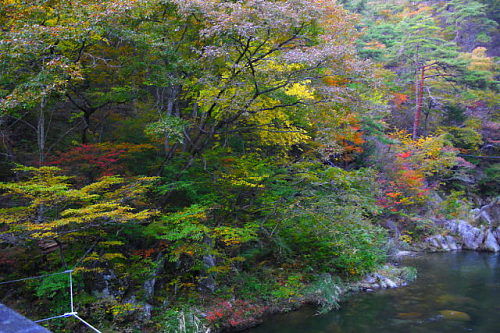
[37,99,46,165]
[82,111,91,144]
[412,66,426,139]
[54,238,68,269]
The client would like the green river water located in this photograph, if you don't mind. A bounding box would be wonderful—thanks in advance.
[246,252,500,333]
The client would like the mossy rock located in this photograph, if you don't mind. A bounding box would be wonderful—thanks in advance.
[439,310,471,321]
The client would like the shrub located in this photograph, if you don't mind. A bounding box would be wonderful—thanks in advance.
[262,163,387,276]
[305,274,343,314]
[158,309,210,333]
[400,266,417,282]
[443,126,483,152]
[204,300,268,330]
[439,191,471,219]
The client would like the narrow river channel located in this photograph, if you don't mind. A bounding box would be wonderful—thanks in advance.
[246,252,500,333]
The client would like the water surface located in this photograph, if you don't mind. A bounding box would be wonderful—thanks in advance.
[247,252,500,333]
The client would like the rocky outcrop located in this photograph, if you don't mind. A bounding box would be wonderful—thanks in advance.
[445,220,485,249]
[423,199,500,252]
[483,229,500,252]
[494,229,500,244]
[424,221,499,252]
[424,234,462,251]
[359,273,398,290]
[471,198,500,227]
[355,264,413,291]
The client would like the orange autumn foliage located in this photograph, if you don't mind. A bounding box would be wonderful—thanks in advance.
[392,93,408,108]
[331,113,366,162]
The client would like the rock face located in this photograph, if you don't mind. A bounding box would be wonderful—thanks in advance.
[424,221,499,252]
[425,234,462,251]
[494,229,500,244]
[445,220,485,250]
[423,200,500,252]
[483,229,500,252]
[473,198,500,225]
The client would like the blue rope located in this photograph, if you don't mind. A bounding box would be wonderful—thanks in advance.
[0,270,73,285]
[34,312,75,323]
[0,269,102,332]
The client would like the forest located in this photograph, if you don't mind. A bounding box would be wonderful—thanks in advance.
[0,0,498,332]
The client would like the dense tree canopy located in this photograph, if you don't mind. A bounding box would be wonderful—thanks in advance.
[0,0,497,331]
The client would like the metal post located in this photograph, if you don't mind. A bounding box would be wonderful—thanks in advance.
[69,270,74,313]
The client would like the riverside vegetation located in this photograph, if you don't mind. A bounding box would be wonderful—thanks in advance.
[0,0,498,332]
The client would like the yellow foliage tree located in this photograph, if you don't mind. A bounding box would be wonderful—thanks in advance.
[0,165,158,241]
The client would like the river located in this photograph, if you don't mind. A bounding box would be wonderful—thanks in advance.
[246,252,500,333]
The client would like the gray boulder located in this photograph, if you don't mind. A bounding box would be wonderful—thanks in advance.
[445,220,484,250]
[472,198,499,227]
[444,235,460,250]
[424,234,461,251]
[482,229,500,252]
[442,220,499,252]
[494,228,500,244]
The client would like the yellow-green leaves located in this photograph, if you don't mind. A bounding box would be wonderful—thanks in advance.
[285,81,315,100]
[0,165,158,241]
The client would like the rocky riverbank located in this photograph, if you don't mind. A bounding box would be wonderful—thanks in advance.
[421,198,499,252]
[352,264,416,292]
[201,264,414,332]
[179,199,500,332]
